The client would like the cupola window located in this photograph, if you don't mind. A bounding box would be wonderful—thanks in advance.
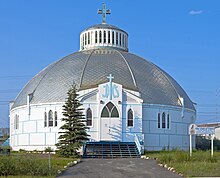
[95,31,98,43]
[99,31,102,43]
[116,32,118,45]
[112,31,115,44]
[108,31,110,43]
[85,33,87,45]
[88,32,90,44]
[104,31,106,43]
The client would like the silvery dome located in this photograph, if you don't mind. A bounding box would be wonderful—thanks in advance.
[12,48,195,110]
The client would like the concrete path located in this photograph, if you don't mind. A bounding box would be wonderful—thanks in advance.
[57,158,181,178]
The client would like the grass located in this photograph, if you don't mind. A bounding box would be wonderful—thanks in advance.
[145,150,220,177]
[0,153,76,177]
[0,176,53,178]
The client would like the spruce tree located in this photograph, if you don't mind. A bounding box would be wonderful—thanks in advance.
[56,85,89,157]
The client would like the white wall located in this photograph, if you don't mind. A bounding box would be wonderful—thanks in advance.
[143,105,196,151]
[10,87,196,151]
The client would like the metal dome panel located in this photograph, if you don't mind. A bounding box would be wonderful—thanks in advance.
[12,49,195,111]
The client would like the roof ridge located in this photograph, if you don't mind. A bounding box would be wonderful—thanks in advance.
[115,49,138,89]
[79,49,95,88]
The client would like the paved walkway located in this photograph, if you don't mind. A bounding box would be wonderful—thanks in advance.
[57,158,181,178]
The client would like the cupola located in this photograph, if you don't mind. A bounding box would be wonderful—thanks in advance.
[79,3,128,52]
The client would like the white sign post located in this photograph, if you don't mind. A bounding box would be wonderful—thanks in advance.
[189,124,196,157]
[189,124,215,157]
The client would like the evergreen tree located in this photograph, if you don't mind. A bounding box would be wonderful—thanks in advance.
[56,85,89,157]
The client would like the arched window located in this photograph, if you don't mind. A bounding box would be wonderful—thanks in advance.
[167,114,170,129]
[127,109,133,127]
[101,102,119,118]
[95,31,98,43]
[104,31,106,43]
[86,108,92,126]
[99,31,102,43]
[158,113,160,128]
[108,31,111,43]
[55,111,58,127]
[48,110,53,127]
[162,112,166,128]
[112,31,115,44]
[44,112,47,127]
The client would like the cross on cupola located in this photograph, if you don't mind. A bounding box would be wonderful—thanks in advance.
[98,3,111,24]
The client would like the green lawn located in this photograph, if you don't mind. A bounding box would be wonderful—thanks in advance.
[145,150,220,177]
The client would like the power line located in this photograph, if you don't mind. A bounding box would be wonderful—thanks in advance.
[0,75,32,80]
[0,89,20,93]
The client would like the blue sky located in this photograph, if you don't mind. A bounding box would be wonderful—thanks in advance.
[0,0,220,127]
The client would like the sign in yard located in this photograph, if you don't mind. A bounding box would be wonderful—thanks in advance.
[189,124,215,135]
[195,127,215,135]
[189,124,215,157]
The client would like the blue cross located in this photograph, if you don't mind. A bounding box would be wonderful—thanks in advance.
[102,74,119,100]
[107,74,114,100]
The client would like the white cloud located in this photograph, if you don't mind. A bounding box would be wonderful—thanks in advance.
[189,10,203,15]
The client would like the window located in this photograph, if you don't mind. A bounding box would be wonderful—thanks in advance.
[14,114,19,130]
[127,109,133,127]
[119,33,121,45]
[104,31,106,43]
[44,112,47,127]
[85,33,87,45]
[158,113,160,128]
[122,34,124,47]
[99,31,102,43]
[116,32,118,45]
[112,31,115,44]
[108,31,110,43]
[55,111,58,127]
[88,32,90,44]
[95,31,98,43]
[86,108,92,126]
[101,102,119,118]
[167,114,170,129]
[162,112,166,128]
[48,110,53,127]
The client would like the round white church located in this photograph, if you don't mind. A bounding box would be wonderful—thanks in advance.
[10,4,196,152]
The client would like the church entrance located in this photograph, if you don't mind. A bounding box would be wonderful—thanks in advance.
[100,102,121,141]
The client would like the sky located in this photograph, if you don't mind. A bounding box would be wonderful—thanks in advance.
[0,0,220,128]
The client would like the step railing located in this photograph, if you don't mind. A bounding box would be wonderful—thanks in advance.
[134,134,144,155]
